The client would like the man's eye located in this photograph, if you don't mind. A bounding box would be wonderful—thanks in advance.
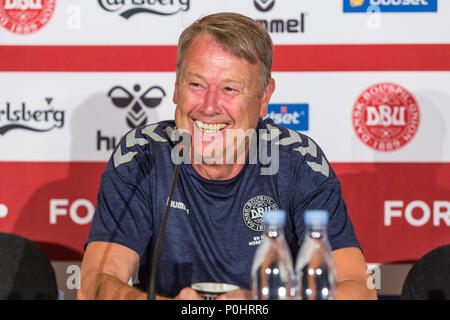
[224,87,239,94]
[189,82,201,88]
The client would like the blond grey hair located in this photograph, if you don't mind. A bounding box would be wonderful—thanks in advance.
[176,12,273,96]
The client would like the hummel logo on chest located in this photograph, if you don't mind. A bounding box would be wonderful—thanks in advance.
[170,200,190,215]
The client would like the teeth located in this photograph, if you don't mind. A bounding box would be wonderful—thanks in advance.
[195,120,228,132]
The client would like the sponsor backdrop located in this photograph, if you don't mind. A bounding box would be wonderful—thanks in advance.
[1,0,449,298]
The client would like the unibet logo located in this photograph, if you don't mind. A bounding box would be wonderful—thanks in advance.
[371,0,430,5]
[266,104,309,131]
[343,0,437,12]
[350,0,364,6]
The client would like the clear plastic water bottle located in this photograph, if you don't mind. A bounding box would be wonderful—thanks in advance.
[251,209,295,300]
[295,210,337,300]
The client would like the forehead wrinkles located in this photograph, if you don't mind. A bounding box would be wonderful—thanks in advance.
[180,39,255,89]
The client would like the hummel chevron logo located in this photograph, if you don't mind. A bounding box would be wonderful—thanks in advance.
[307,156,330,178]
[254,0,275,12]
[108,84,166,129]
[277,128,330,178]
[113,145,138,168]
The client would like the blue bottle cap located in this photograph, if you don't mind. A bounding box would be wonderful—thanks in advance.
[304,210,329,226]
[263,209,286,226]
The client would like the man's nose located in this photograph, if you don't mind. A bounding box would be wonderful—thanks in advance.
[202,88,221,115]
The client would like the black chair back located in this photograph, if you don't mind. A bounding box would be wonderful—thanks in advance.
[0,232,58,299]
[401,244,450,300]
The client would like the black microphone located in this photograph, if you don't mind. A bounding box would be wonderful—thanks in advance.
[147,126,191,300]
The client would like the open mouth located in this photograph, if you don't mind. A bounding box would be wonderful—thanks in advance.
[194,120,229,133]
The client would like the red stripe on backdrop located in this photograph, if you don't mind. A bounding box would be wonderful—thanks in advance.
[0,161,449,262]
[0,45,178,72]
[274,44,450,71]
[1,44,450,72]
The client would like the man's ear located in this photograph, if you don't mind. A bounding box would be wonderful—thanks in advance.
[173,79,179,104]
[259,78,276,118]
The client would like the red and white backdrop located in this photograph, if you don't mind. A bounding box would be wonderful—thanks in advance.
[1,0,449,297]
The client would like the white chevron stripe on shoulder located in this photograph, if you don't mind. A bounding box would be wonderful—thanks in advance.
[260,123,281,141]
[126,129,149,148]
[113,123,167,168]
[307,156,330,178]
[142,123,167,142]
[273,127,329,178]
[113,145,138,168]
[294,137,317,158]
[277,128,302,146]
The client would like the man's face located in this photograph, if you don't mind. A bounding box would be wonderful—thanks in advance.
[173,33,275,164]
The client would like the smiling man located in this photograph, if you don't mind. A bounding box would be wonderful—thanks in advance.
[78,12,377,300]
[173,16,275,176]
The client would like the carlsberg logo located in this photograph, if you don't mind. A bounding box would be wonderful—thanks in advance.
[0,98,65,135]
[98,0,190,19]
